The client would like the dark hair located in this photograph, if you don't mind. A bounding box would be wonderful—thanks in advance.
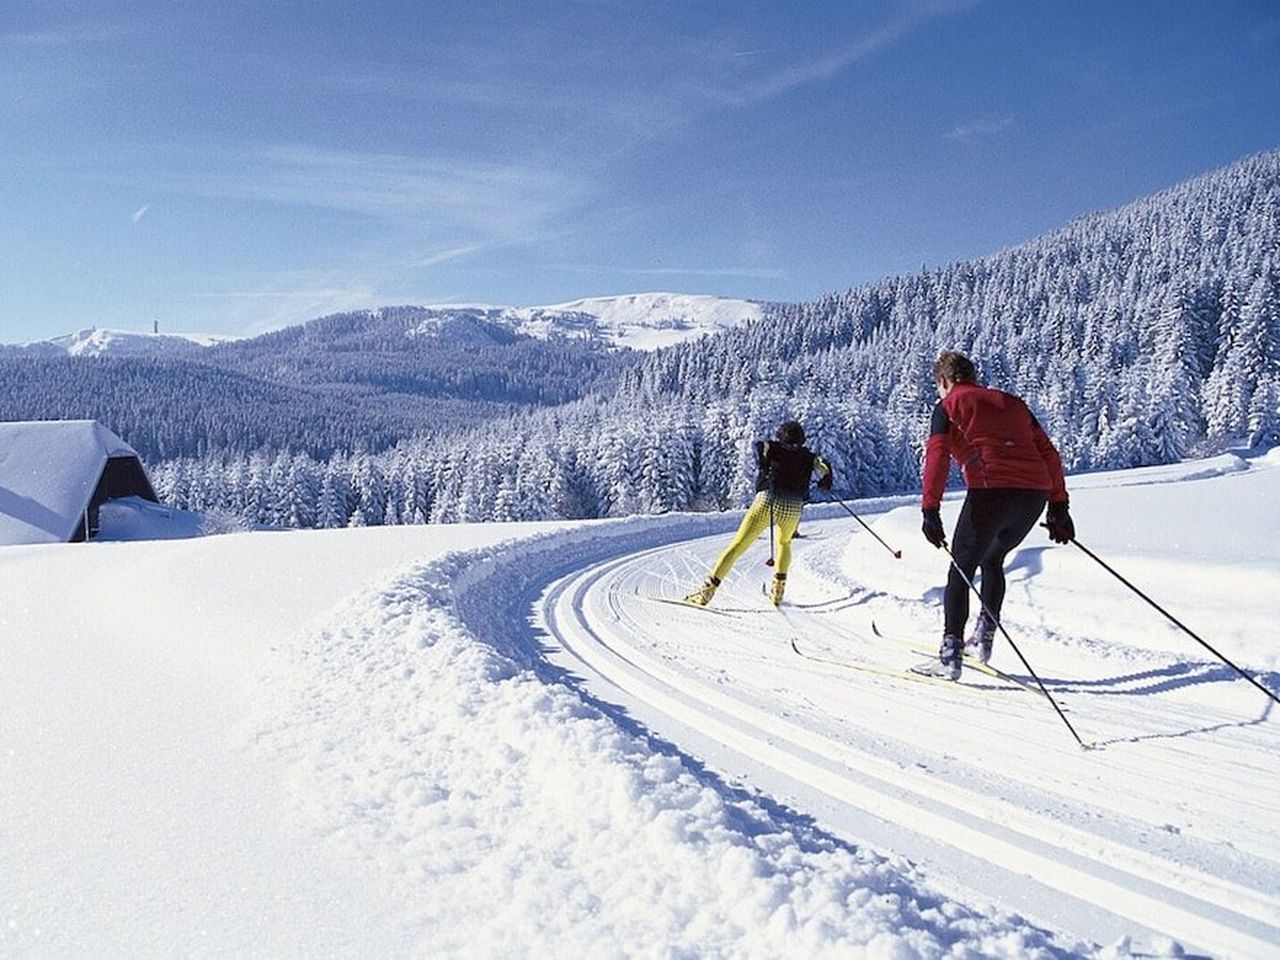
[775,420,805,445]
[933,351,977,385]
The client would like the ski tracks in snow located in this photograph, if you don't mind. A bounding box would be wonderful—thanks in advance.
[259,509,1280,957]
[533,516,1280,958]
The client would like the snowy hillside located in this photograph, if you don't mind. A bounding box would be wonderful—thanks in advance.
[23,327,233,357]
[504,292,767,350]
[3,452,1278,957]
[350,293,766,351]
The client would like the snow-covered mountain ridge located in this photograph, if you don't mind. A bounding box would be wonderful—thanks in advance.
[503,292,767,349]
[21,327,234,357]
[19,293,766,356]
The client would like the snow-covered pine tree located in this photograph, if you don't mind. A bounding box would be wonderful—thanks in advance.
[316,456,351,528]
[284,453,321,529]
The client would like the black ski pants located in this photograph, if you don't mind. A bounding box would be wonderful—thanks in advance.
[944,488,1048,638]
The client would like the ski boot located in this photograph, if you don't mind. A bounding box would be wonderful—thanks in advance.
[684,576,720,607]
[938,634,963,680]
[967,612,995,664]
[769,573,787,606]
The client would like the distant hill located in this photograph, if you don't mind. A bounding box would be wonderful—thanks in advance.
[501,293,767,349]
[17,328,233,357]
[0,295,767,460]
[13,293,766,358]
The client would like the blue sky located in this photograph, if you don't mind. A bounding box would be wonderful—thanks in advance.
[3,0,1278,342]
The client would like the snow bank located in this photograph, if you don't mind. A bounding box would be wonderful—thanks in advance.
[96,496,207,540]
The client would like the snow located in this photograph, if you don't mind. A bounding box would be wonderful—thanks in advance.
[507,293,767,350]
[414,293,768,350]
[27,327,232,356]
[2,453,1278,957]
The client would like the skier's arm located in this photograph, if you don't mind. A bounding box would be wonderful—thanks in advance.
[1029,413,1068,503]
[921,403,952,510]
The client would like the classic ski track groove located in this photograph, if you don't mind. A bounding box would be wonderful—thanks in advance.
[532,530,1280,957]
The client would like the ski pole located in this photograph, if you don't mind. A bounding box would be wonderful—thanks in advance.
[765,494,776,566]
[826,495,902,558]
[763,447,777,566]
[944,545,1091,749]
[1065,536,1279,707]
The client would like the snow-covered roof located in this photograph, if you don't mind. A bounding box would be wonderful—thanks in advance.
[0,420,147,545]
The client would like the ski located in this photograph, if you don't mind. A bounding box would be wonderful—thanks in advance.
[789,638,991,694]
[640,595,739,617]
[761,581,784,608]
[871,620,1067,705]
[907,656,958,681]
[907,648,1068,708]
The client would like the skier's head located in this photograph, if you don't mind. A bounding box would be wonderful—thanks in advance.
[775,420,805,445]
[933,351,977,389]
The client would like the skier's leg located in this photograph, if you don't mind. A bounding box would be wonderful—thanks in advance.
[767,499,803,605]
[710,494,771,582]
[771,499,803,574]
[977,490,1048,621]
[945,494,1000,638]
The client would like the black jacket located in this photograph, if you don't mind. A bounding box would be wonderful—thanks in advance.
[754,440,823,499]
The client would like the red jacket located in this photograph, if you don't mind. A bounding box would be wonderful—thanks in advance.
[922,382,1067,510]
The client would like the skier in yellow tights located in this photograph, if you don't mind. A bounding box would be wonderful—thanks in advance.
[686,420,832,607]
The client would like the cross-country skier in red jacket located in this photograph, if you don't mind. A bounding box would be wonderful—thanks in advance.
[920,351,1075,679]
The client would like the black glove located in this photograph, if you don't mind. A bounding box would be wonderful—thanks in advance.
[1045,501,1074,544]
[816,472,833,492]
[921,508,946,548]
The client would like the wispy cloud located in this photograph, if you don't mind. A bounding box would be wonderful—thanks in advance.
[945,114,1015,141]
[131,203,150,224]
[405,243,494,269]
[324,1,982,159]
[189,279,382,335]
[161,144,592,242]
[718,0,981,106]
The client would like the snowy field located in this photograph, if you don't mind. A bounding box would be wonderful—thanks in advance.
[2,451,1278,958]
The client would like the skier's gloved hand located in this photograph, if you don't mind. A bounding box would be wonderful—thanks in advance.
[921,508,946,548]
[753,440,766,463]
[816,472,833,492]
[1045,501,1074,543]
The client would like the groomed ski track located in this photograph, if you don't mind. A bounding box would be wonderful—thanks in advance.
[526,510,1280,958]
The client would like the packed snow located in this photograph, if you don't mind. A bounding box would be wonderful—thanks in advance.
[2,451,1277,957]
